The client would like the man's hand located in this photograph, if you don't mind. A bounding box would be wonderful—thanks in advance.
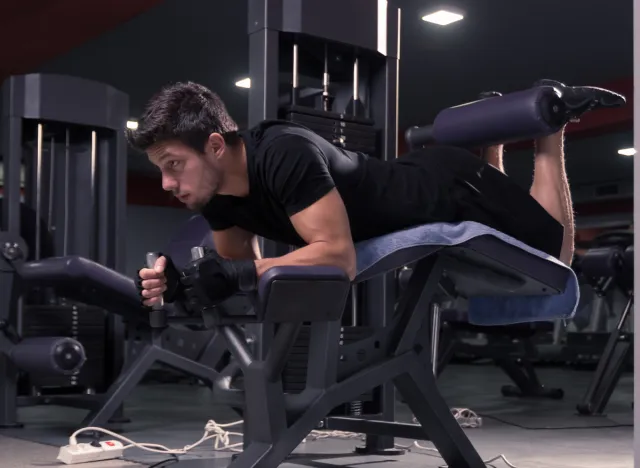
[135,255,183,307]
[180,250,258,310]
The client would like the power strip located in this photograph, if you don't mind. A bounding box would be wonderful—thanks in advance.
[57,440,125,465]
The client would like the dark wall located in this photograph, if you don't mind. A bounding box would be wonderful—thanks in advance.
[124,204,194,276]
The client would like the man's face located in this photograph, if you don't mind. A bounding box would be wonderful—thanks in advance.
[147,139,222,210]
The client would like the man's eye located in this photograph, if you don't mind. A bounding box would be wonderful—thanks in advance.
[167,160,181,170]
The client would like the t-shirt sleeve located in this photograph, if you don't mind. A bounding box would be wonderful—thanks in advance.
[262,135,336,216]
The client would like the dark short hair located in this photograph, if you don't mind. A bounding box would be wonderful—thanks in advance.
[127,81,239,153]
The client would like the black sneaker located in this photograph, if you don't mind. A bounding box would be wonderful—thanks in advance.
[534,79,626,122]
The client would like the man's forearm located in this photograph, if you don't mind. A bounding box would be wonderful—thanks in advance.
[254,241,356,280]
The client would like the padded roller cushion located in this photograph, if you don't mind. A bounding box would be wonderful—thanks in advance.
[579,246,623,279]
[431,87,565,147]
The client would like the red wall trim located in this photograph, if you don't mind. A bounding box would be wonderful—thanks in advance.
[0,0,164,79]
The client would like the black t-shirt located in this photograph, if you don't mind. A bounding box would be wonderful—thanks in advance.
[201,120,458,246]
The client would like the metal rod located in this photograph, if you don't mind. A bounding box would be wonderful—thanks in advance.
[292,43,299,89]
[323,43,329,90]
[291,42,299,105]
[35,123,43,261]
[351,285,358,326]
[91,130,97,260]
[63,128,70,256]
[222,326,254,370]
[431,303,441,376]
[48,136,55,231]
[616,296,634,331]
[353,57,359,104]
[322,42,331,112]
[97,136,110,265]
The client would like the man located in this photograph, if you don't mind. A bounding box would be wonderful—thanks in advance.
[130,80,611,310]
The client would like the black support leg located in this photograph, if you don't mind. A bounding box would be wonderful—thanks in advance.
[81,345,158,427]
[0,356,22,428]
[394,358,485,468]
[197,332,227,368]
[577,295,634,416]
[83,345,221,427]
[577,336,633,415]
[497,357,564,400]
[355,384,404,456]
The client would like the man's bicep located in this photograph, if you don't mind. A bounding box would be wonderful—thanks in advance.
[289,188,356,278]
[212,226,260,260]
[289,188,353,245]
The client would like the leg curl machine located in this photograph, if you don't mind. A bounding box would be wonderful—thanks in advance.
[404,81,624,402]
[575,232,634,416]
[0,74,234,429]
[0,73,130,428]
[0,222,241,428]
[7,86,581,468]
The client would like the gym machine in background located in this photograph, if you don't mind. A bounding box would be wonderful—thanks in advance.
[247,0,402,454]
[575,233,634,416]
[0,74,129,426]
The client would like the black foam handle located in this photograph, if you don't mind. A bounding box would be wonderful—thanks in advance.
[406,87,566,149]
[8,337,86,375]
[404,125,433,149]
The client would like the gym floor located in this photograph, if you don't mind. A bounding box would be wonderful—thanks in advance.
[0,364,632,468]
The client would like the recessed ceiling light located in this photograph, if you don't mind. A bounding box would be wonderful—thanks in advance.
[618,148,636,156]
[126,120,138,130]
[422,10,464,26]
[235,78,251,89]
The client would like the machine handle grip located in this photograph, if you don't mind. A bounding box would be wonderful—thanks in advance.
[191,246,205,261]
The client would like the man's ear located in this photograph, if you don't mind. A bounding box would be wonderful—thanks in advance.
[206,133,226,156]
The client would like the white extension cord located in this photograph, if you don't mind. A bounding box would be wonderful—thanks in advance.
[57,408,518,467]
[57,419,246,464]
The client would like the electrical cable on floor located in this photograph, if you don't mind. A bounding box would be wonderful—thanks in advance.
[67,407,518,467]
[481,414,633,431]
[69,420,245,456]
[147,456,179,468]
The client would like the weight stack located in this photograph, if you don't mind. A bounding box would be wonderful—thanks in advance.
[283,325,375,416]
[20,304,108,392]
[283,106,378,156]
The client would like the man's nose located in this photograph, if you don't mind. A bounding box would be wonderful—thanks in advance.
[162,174,177,192]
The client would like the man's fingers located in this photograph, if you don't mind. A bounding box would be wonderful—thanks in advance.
[141,286,166,298]
[139,258,168,308]
[139,267,165,280]
[154,256,167,273]
[141,278,166,290]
